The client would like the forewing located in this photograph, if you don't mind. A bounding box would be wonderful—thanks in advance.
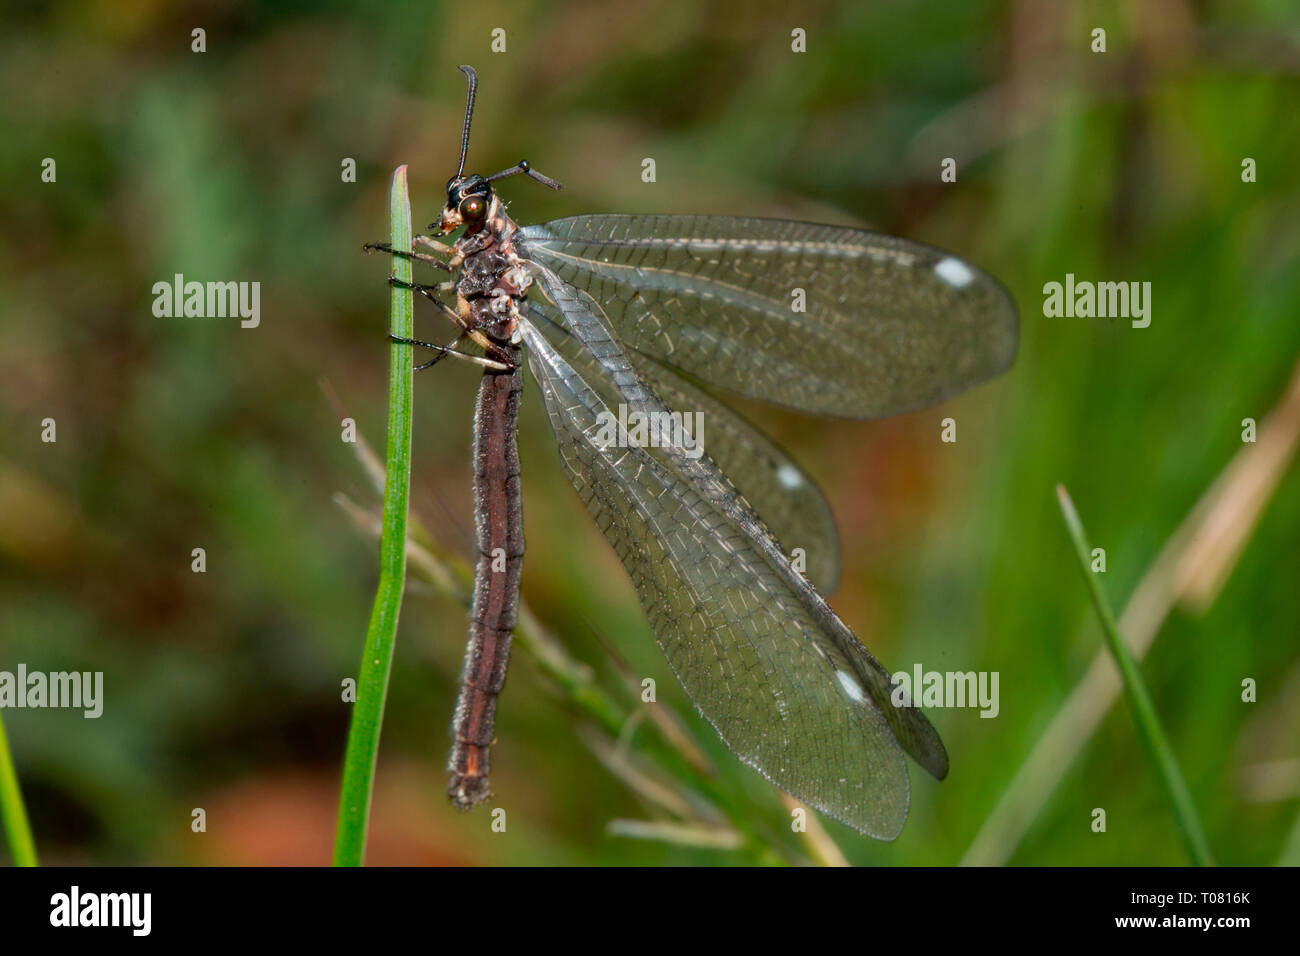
[525,297,841,594]
[520,263,949,836]
[519,316,912,838]
[526,263,948,784]
[519,214,1018,417]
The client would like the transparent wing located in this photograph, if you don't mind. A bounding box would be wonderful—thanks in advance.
[519,214,1018,417]
[525,297,841,594]
[520,267,947,838]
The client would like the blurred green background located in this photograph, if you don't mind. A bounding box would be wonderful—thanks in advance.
[3,0,1298,866]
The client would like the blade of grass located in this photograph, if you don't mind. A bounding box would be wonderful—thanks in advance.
[0,712,37,866]
[333,165,414,867]
[1056,485,1214,866]
[1279,811,1300,866]
[605,819,744,851]
[963,357,1300,865]
[776,793,850,867]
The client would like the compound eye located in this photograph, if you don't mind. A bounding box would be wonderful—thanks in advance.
[459,196,487,221]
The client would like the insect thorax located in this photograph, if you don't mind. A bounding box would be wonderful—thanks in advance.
[454,205,532,345]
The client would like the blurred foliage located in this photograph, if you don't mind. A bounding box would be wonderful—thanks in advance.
[1,0,1298,865]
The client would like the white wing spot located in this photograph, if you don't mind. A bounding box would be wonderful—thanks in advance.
[934,257,974,289]
[776,464,803,489]
[834,669,867,704]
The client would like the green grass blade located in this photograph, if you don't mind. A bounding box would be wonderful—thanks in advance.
[0,712,38,866]
[333,165,415,867]
[1056,485,1215,866]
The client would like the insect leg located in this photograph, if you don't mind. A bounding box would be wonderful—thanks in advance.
[388,276,456,295]
[389,332,511,372]
[388,275,463,325]
[413,235,454,255]
[363,239,452,272]
[387,277,516,369]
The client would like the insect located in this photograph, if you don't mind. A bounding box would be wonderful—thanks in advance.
[368,65,1018,839]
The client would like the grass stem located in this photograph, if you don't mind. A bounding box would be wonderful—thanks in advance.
[0,713,37,866]
[333,166,414,867]
[1056,484,1214,866]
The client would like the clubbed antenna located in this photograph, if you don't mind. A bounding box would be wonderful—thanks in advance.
[457,64,478,177]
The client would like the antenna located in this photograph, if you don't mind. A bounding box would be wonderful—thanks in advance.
[455,66,564,191]
[456,64,478,177]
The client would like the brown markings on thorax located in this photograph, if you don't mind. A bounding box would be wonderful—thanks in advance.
[452,198,533,348]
